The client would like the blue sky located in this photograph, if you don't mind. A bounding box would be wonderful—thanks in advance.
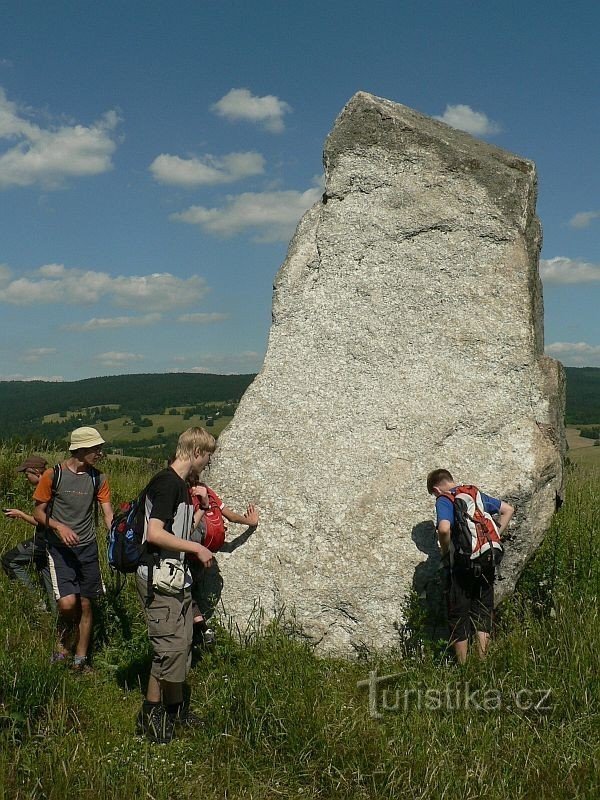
[1,0,599,381]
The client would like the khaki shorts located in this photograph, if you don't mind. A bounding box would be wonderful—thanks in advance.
[136,575,193,683]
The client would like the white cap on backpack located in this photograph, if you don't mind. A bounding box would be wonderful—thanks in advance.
[68,427,106,451]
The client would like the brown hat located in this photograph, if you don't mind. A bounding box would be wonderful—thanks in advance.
[16,455,48,473]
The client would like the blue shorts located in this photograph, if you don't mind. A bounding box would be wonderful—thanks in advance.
[47,540,105,600]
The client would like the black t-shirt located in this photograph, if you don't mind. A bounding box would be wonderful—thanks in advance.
[139,468,194,582]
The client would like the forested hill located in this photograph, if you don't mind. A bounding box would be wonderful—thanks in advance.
[564,367,600,424]
[0,366,598,438]
[0,373,255,434]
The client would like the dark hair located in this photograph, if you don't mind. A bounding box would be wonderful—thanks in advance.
[426,469,454,495]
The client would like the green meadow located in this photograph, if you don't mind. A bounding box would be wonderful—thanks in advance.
[566,425,600,467]
[0,444,598,799]
[41,407,233,443]
[92,413,233,443]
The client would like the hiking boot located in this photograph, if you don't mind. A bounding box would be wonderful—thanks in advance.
[136,705,156,735]
[174,707,203,729]
[193,622,216,649]
[136,705,175,744]
[202,627,216,647]
[192,624,204,649]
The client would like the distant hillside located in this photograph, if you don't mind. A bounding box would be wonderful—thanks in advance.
[0,373,256,440]
[0,367,598,444]
[564,366,600,424]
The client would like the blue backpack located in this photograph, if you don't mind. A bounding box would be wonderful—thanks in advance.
[107,490,148,574]
[107,475,161,598]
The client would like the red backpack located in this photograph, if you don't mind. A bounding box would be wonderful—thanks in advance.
[446,485,503,571]
[200,485,227,552]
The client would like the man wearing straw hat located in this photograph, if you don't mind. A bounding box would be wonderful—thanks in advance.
[34,426,113,671]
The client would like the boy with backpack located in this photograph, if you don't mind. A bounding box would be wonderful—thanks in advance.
[135,427,216,744]
[1,455,56,612]
[188,469,259,646]
[426,468,514,664]
[33,427,113,671]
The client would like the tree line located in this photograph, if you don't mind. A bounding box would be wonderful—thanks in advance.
[0,373,255,442]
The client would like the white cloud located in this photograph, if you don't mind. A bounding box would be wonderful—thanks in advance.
[545,341,600,367]
[212,88,292,133]
[435,104,501,136]
[23,347,57,362]
[0,264,207,310]
[0,373,63,382]
[540,257,600,284]
[171,185,321,242]
[62,313,163,331]
[568,210,600,229]
[149,151,265,187]
[177,312,229,324]
[0,87,120,189]
[94,351,145,367]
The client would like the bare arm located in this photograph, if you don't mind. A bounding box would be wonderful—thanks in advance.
[146,518,214,567]
[3,508,37,526]
[33,500,79,546]
[222,504,259,527]
[101,501,114,530]
[193,507,205,529]
[190,486,208,529]
[437,520,451,558]
[497,501,514,537]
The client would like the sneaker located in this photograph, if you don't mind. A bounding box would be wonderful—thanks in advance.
[70,657,94,674]
[50,652,68,665]
[136,705,175,744]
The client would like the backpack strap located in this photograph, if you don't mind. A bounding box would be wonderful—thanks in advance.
[140,473,165,607]
[89,466,101,528]
[45,464,62,534]
[51,464,62,505]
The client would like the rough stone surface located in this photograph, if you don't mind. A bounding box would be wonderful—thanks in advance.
[209,92,565,656]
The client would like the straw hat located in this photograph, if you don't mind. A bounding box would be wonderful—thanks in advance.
[68,427,106,451]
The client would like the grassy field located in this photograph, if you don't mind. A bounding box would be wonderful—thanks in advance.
[566,425,600,467]
[0,444,598,799]
[42,407,233,444]
[97,413,233,443]
[43,406,121,423]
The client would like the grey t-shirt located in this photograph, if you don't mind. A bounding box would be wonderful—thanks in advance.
[35,465,108,547]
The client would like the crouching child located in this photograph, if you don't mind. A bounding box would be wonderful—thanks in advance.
[2,455,56,613]
[187,462,259,646]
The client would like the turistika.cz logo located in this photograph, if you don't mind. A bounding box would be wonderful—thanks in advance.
[357,669,552,719]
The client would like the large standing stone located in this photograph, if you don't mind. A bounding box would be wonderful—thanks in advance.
[210,92,565,656]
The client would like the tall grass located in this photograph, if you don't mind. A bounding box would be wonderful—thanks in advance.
[0,446,598,799]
